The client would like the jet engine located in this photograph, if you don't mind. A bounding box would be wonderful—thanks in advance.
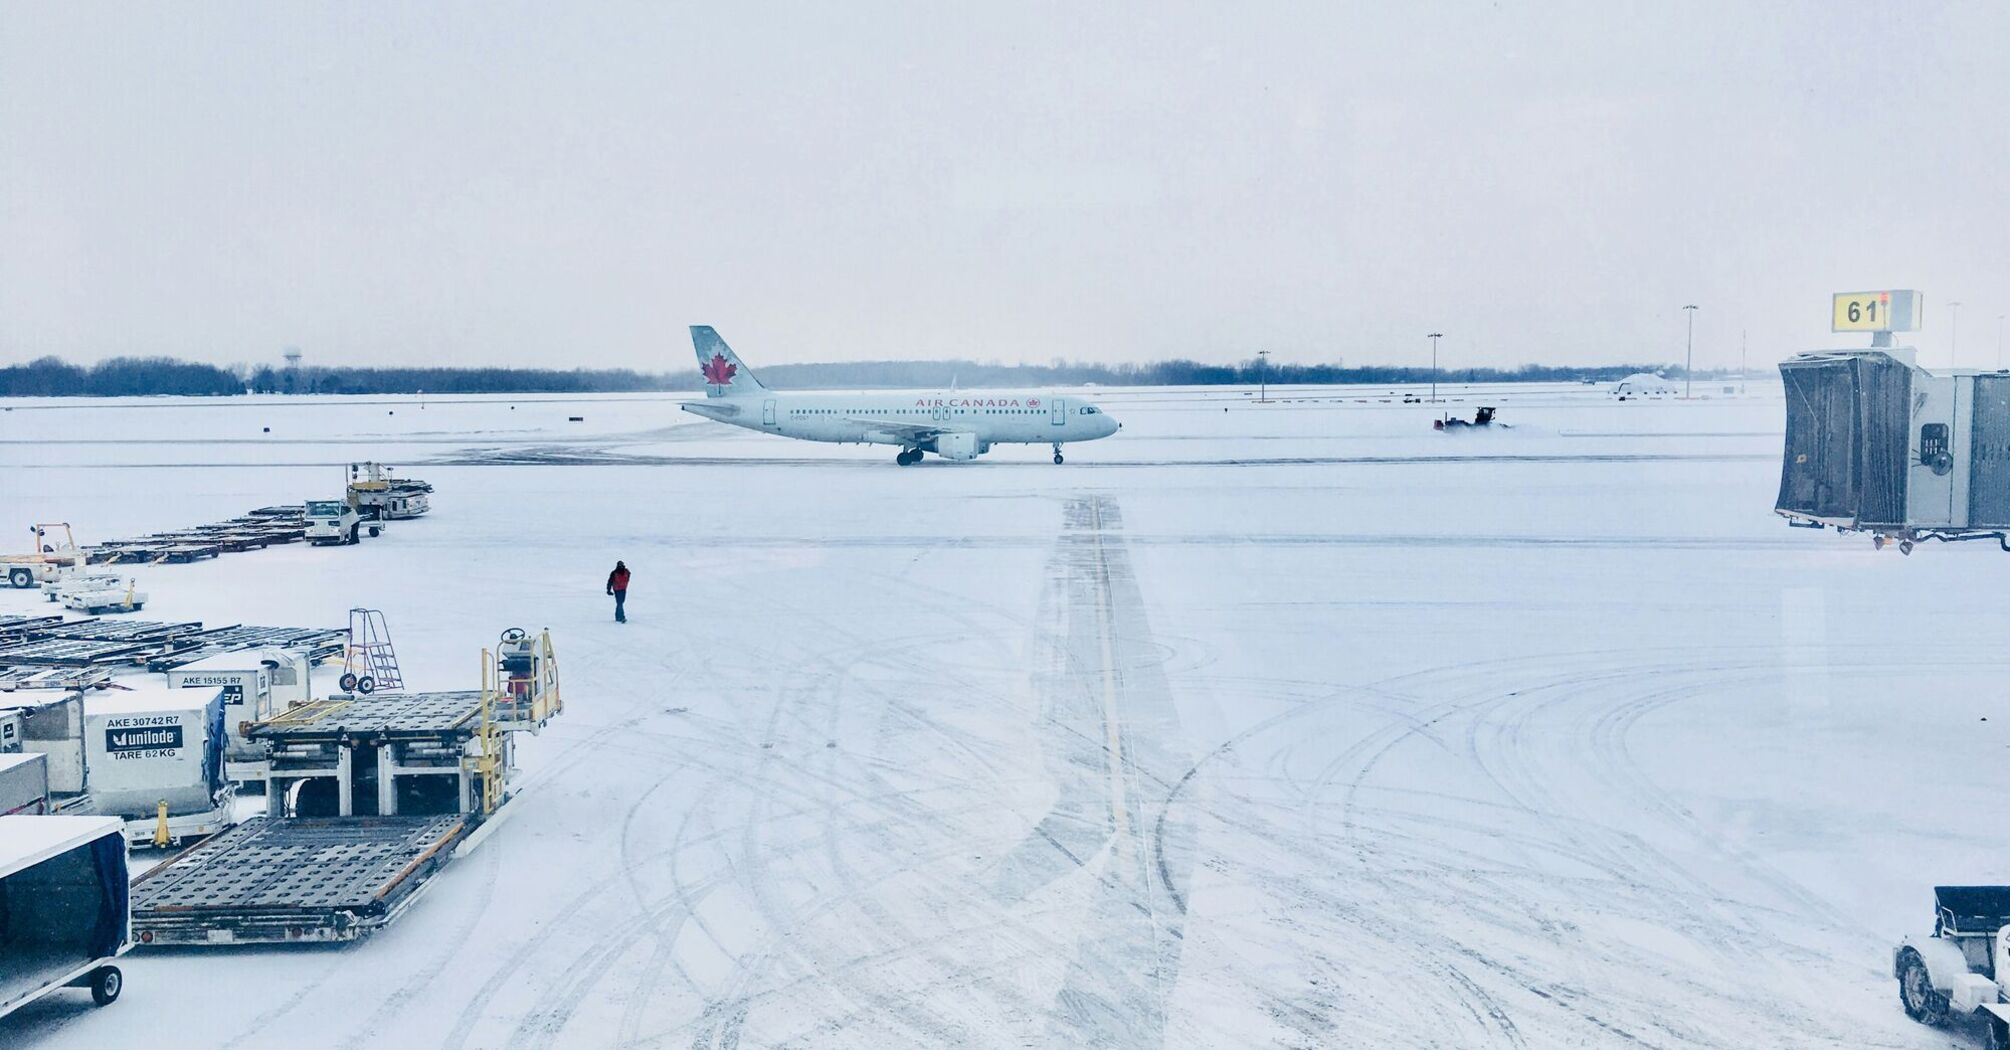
[932,431,981,461]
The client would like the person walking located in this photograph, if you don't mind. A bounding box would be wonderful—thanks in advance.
[606,560,631,623]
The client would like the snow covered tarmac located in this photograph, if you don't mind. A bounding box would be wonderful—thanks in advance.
[1,384,1998,1048]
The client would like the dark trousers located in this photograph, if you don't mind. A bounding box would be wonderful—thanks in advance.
[613,590,627,622]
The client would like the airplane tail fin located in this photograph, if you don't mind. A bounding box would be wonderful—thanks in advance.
[691,326,768,398]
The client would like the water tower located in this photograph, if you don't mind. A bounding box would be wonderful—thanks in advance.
[283,346,303,370]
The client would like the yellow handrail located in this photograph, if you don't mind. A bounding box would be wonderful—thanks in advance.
[476,647,500,814]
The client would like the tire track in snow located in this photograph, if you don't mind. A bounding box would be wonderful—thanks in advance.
[1008,495,1193,1047]
[669,574,1055,1046]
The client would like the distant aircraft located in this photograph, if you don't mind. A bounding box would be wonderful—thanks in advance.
[678,326,1121,464]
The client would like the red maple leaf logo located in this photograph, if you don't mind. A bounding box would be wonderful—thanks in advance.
[702,353,737,386]
[1027,398,1040,408]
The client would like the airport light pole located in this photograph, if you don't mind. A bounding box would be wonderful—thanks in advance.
[1257,349,1270,403]
[1739,328,1747,396]
[1998,314,2006,372]
[1682,305,1699,399]
[1427,332,1443,402]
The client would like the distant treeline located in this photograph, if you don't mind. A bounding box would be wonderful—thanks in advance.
[759,359,1702,389]
[0,354,1717,398]
[0,356,244,397]
[241,364,674,395]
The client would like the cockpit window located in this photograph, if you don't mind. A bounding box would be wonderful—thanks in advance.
[1080,406,1099,414]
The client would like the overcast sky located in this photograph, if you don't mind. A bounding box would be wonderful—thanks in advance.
[2,2,2005,372]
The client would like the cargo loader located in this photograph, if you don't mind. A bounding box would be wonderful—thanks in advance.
[129,630,562,946]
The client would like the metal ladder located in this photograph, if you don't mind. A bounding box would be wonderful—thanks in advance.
[342,607,404,694]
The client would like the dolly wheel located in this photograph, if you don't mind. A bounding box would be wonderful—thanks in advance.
[1897,948,1948,1025]
[357,675,376,695]
[7,567,30,588]
[90,965,121,1006]
[339,672,359,692]
[1899,539,1915,555]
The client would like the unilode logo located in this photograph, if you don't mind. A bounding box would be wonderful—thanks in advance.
[105,714,184,758]
[702,353,737,386]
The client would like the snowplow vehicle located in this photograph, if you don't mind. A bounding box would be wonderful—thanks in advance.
[1433,406,1500,431]
[1895,886,2010,1047]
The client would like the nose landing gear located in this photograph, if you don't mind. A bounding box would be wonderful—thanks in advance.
[1051,443,1064,465]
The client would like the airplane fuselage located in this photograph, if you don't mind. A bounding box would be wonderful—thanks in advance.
[682,390,1120,454]
[677,327,1120,463]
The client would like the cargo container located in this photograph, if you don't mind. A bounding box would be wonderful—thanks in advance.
[81,687,232,845]
[164,649,312,781]
[0,753,49,816]
[0,692,86,798]
[0,815,128,1018]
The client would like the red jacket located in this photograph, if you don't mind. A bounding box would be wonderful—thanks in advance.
[607,567,631,593]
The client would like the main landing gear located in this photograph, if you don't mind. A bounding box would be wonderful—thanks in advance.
[1052,443,1064,465]
[896,448,922,466]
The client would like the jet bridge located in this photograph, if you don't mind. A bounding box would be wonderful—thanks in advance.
[1778,347,2010,552]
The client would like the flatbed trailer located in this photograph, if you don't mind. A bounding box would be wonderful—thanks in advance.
[129,814,466,945]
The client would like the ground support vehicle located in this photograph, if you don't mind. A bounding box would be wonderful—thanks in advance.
[127,635,564,947]
[132,691,514,945]
[303,499,381,546]
[1895,886,2010,1047]
[43,570,129,604]
[2,524,86,589]
[58,577,147,615]
[0,815,129,1018]
[1434,406,1502,431]
[346,463,432,521]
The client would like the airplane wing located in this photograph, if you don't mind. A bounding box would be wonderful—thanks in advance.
[844,417,966,440]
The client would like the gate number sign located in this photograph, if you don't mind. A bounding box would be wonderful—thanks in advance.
[1832,290,1922,333]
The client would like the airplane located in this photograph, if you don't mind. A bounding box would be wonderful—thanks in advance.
[678,326,1121,465]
